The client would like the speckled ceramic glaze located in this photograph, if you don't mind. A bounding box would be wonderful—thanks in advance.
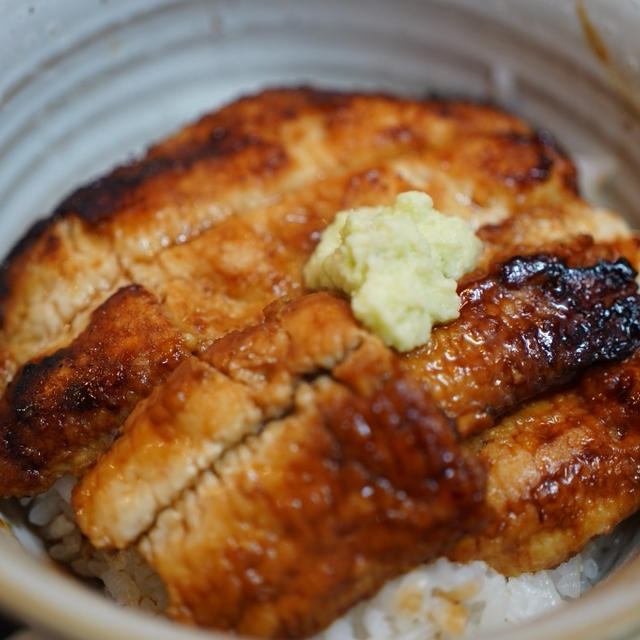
[1,1,640,639]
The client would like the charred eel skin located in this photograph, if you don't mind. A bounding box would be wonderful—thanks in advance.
[402,253,640,436]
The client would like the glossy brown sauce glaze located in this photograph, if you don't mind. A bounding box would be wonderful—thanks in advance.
[70,292,485,638]
[451,348,640,575]
[73,293,371,550]
[402,251,640,435]
[0,286,186,496]
[140,375,485,639]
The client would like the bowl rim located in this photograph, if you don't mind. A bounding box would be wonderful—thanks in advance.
[3,530,640,640]
[2,2,640,639]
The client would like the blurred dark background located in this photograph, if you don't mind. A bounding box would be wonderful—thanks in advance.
[0,615,19,638]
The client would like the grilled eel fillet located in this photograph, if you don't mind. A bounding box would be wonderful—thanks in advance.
[70,286,640,637]
[74,293,487,637]
[1,87,539,386]
[0,286,187,495]
[0,89,629,386]
[2,242,638,497]
[0,88,640,635]
[450,347,640,575]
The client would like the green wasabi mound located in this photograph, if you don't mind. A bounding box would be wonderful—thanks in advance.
[303,191,482,351]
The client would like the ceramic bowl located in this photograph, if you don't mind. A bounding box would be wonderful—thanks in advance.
[1,2,640,638]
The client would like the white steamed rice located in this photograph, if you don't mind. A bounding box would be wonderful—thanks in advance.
[22,476,167,615]
[19,475,640,639]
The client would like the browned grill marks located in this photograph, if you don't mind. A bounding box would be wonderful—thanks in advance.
[54,134,288,225]
[0,285,186,496]
[450,349,640,575]
[402,252,640,436]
